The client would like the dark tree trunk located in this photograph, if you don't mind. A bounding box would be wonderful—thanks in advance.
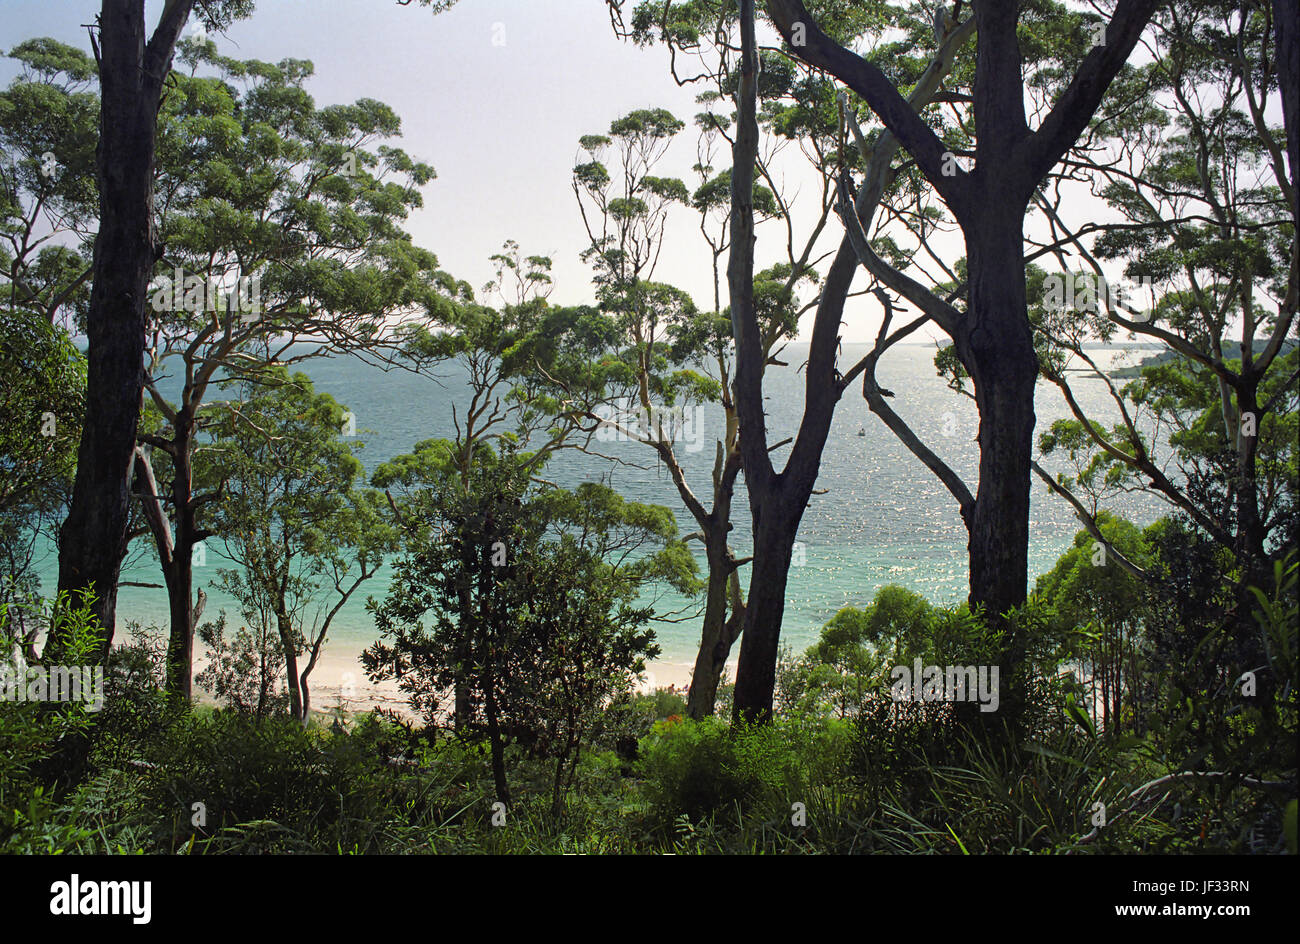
[727,84,853,721]
[50,0,194,660]
[956,209,1037,625]
[732,495,802,723]
[163,557,195,699]
[164,409,197,701]
[950,203,1038,729]
[483,663,510,807]
[730,225,856,720]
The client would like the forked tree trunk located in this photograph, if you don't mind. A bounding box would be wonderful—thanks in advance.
[686,537,745,718]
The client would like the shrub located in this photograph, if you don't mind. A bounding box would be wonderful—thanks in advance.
[636,715,850,833]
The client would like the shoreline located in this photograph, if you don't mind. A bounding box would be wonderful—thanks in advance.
[188,646,710,723]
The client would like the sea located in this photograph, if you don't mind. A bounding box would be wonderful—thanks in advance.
[30,340,1167,696]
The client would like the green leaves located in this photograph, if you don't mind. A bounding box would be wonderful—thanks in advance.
[152,42,451,346]
[608,107,684,141]
[0,309,85,599]
[199,369,391,703]
[691,168,777,217]
[1064,693,1097,739]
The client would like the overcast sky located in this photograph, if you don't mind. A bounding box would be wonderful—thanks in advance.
[4,1,1249,345]
[3,0,938,342]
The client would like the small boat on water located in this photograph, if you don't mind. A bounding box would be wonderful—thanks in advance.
[857,427,866,437]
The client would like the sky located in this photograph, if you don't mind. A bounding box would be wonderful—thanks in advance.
[2,0,948,343]
[4,1,1272,345]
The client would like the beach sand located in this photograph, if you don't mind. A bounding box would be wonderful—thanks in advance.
[190,643,709,723]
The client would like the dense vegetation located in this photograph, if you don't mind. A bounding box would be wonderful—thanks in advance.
[1,0,1295,856]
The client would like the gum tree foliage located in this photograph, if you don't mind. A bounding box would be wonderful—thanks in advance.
[0,39,98,329]
[388,242,633,728]
[693,0,1160,722]
[48,0,254,669]
[572,106,798,718]
[197,369,396,724]
[135,38,453,702]
[1025,2,1296,633]
[573,32,834,717]
[365,438,694,812]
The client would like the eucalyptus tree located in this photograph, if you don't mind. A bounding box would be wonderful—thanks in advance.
[199,368,396,724]
[1028,1,1296,604]
[573,108,746,716]
[570,88,817,716]
[49,0,253,665]
[134,38,453,701]
[724,0,1162,722]
[615,0,982,720]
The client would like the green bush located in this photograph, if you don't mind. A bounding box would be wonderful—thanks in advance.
[129,710,427,852]
[636,715,850,833]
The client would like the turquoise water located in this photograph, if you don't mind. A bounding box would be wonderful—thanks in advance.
[32,341,1164,666]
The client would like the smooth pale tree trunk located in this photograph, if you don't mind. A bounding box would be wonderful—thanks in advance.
[50,0,195,660]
